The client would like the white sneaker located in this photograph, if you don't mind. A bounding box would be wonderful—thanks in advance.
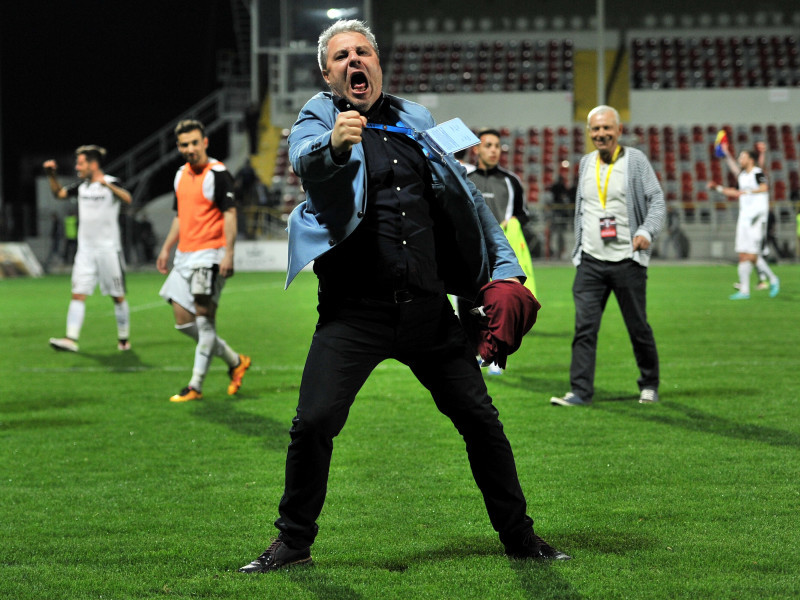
[50,337,79,352]
[488,363,503,376]
[550,392,589,406]
[639,389,659,403]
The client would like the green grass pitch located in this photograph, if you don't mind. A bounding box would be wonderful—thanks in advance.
[1,263,798,599]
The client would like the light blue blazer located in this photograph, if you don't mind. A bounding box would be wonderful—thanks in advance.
[285,92,524,299]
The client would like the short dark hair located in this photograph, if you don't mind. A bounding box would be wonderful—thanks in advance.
[75,144,107,166]
[477,128,502,140]
[740,148,760,163]
[174,119,205,138]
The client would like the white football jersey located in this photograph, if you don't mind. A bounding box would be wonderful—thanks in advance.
[65,175,124,251]
[737,167,768,220]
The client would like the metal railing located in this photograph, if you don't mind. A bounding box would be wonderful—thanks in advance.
[104,85,250,204]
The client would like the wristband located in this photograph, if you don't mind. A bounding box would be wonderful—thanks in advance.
[716,185,723,193]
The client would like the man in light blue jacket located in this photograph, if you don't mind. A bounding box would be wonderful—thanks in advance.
[239,19,569,573]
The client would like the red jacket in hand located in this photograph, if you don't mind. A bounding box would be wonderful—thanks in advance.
[472,280,541,369]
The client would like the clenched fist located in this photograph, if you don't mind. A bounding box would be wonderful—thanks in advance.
[331,110,367,155]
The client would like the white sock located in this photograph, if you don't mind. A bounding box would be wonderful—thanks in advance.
[755,256,778,284]
[215,336,240,367]
[176,321,237,366]
[737,261,753,295]
[189,316,216,391]
[176,321,198,341]
[66,299,85,340]
[114,300,130,340]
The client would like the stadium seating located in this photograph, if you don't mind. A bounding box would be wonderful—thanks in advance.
[266,23,800,227]
[625,122,799,222]
[389,33,799,95]
[268,121,799,223]
[386,39,574,94]
[630,34,800,89]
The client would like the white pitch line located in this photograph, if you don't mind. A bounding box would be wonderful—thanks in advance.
[128,301,167,313]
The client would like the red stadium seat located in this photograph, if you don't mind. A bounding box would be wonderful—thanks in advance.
[774,180,787,200]
[695,162,708,180]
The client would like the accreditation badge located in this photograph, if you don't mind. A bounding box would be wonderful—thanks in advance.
[600,216,617,241]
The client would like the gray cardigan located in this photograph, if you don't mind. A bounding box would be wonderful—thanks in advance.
[571,146,666,267]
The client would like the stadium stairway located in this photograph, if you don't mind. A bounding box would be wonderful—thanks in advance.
[250,96,284,188]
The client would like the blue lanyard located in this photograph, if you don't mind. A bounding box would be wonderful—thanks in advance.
[364,122,431,157]
[364,122,416,138]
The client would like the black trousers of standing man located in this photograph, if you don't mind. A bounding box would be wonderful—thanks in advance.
[275,293,534,550]
[570,253,660,402]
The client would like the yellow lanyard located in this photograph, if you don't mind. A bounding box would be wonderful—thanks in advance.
[595,145,621,210]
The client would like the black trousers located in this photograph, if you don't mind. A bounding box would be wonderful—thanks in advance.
[275,294,534,549]
[570,254,659,402]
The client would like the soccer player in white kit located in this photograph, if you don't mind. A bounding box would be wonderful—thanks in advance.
[708,145,780,299]
[44,145,132,351]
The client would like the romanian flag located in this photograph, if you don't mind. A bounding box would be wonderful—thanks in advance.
[714,130,728,158]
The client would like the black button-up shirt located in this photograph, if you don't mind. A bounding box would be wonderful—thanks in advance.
[315,95,445,301]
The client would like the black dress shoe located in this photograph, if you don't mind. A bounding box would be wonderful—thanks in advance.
[505,532,572,561]
[238,539,313,573]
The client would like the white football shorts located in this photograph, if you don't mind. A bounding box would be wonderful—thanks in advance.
[158,248,226,314]
[734,213,766,255]
[71,247,126,297]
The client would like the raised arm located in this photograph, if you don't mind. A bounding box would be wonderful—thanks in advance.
[43,160,69,199]
[756,141,766,170]
[721,141,740,176]
[288,98,366,183]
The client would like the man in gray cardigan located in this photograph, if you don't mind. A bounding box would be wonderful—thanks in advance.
[551,105,665,406]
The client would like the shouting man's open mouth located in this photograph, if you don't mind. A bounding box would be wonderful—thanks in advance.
[350,71,369,97]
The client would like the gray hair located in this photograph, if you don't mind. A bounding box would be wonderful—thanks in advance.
[586,105,621,127]
[317,19,379,72]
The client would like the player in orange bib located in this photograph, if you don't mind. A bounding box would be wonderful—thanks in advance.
[157,119,251,402]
